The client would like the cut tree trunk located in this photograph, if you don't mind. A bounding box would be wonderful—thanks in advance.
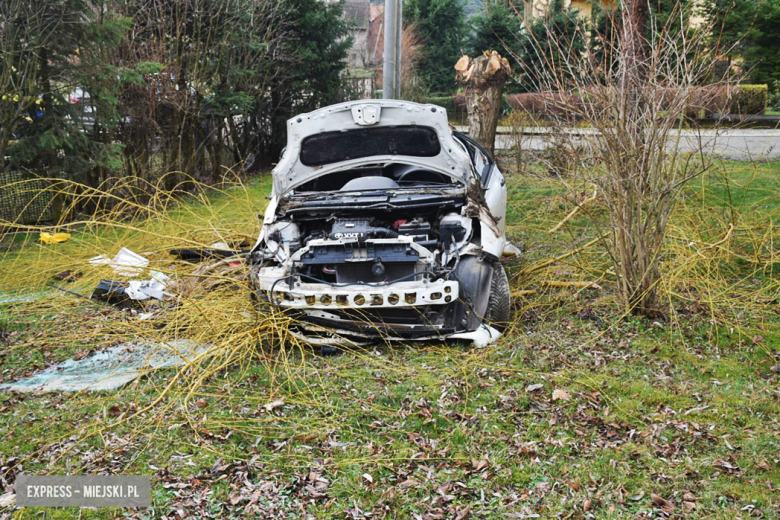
[455,51,511,157]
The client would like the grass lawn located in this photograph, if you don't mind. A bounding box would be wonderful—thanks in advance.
[0,160,779,519]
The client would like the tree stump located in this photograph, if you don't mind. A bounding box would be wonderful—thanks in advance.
[454,51,511,157]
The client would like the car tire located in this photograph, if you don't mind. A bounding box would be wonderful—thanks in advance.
[485,263,511,329]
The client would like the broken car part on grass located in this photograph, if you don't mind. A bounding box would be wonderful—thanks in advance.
[0,339,211,392]
[87,245,246,307]
[86,248,172,306]
[248,100,514,347]
[3,246,240,393]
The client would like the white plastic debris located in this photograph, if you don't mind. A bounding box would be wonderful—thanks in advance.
[90,250,170,302]
[125,280,166,301]
[89,247,150,276]
[448,324,501,347]
[502,242,523,258]
[124,270,170,301]
[150,270,170,283]
[110,247,150,275]
[88,254,112,266]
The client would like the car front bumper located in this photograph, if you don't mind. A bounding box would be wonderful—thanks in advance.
[250,266,499,347]
[251,266,458,309]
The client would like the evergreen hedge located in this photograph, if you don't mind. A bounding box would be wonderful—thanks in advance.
[428,84,770,121]
[730,85,768,115]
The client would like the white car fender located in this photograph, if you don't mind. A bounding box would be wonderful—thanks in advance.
[480,167,507,259]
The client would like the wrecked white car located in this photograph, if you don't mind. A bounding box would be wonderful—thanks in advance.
[248,100,511,348]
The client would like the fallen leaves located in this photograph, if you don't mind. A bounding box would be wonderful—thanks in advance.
[469,459,489,475]
[682,491,697,512]
[263,398,285,413]
[303,470,330,498]
[398,478,419,490]
[714,459,742,476]
[651,493,674,515]
[552,389,571,401]
[583,498,592,511]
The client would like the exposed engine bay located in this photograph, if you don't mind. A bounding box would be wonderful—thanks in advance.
[258,200,473,287]
[248,100,511,348]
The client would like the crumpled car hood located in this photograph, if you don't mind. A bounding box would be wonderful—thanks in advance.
[272,100,474,195]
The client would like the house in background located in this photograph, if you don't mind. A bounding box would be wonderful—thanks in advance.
[527,0,703,26]
[344,0,376,69]
[367,4,384,67]
[525,0,615,21]
[341,0,384,98]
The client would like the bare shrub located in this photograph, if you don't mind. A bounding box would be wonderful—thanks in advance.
[505,87,731,121]
[504,110,529,173]
[378,23,427,101]
[506,93,582,119]
[515,1,736,316]
[400,23,425,95]
[681,85,731,119]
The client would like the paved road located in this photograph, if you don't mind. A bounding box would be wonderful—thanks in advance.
[462,127,780,161]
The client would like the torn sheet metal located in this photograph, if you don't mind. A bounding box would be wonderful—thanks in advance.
[0,339,211,392]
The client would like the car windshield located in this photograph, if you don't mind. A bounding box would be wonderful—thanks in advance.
[299,126,441,166]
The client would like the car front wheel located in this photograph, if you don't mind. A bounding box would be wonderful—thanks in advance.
[484,263,511,329]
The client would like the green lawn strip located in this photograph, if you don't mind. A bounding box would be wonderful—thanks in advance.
[1,166,779,516]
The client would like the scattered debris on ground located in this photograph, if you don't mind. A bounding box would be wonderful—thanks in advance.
[89,247,150,276]
[0,339,211,392]
[38,232,70,245]
[2,167,779,516]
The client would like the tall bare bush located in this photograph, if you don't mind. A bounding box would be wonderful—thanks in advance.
[504,110,529,173]
[375,22,426,101]
[515,1,735,316]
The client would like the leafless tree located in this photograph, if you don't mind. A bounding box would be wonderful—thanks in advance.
[0,0,73,170]
[514,1,735,316]
[116,0,289,189]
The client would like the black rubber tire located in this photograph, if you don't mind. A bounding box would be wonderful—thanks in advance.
[484,263,511,329]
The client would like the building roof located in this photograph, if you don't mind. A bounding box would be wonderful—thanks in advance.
[369,4,383,22]
[344,0,370,31]
[367,7,383,63]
